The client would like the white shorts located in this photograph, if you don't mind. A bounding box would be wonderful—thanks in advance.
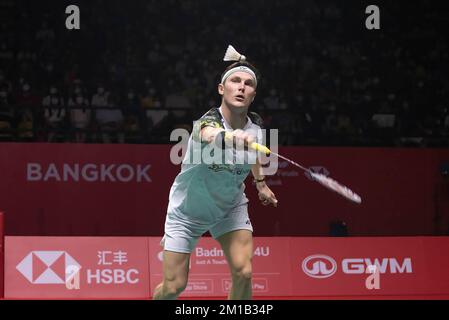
[161,204,253,253]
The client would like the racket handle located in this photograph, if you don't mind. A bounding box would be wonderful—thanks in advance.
[249,142,271,155]
[224,132,271,155]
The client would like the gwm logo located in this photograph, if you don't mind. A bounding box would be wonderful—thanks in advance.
[302,255,337,279]
[16,251,81,284]
[302,254,413,279]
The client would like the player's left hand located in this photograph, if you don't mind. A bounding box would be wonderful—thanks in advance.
[256,182,278,207]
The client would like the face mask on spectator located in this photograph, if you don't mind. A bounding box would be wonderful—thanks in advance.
[76,96,83,104]
[98,87,104,94]
[23,84,30,92]
[51,97,59,105]
[50,87,57,94]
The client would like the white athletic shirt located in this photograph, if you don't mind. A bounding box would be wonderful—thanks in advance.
[167,107,264,223]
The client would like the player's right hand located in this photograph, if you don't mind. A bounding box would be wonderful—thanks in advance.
[227,129,256,147]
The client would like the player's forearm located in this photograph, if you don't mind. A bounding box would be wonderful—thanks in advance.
[252,161,268,192]
[251,159,265,181]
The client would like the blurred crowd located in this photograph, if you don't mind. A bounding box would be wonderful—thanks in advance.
[1,0,448,146]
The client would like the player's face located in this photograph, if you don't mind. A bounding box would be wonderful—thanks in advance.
[218,71,256,110]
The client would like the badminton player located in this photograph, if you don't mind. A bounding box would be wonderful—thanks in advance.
[153,46,278,300]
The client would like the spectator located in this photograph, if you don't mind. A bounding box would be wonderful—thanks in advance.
[94,91,124,143]
[122,88,143,142]
[68,86,91,143]
[0,85,14,140]
[142,87,167,133]
[16,82,41,109]
[43,86,66,142]
[17,108,34,141]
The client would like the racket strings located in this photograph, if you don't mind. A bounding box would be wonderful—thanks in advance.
[266,151,362,204]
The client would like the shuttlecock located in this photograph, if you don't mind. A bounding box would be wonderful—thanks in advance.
[223,45,246,62]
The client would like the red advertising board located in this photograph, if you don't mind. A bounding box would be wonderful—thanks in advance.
[3,236,449,298]
[289,237,449,297]
[0,143,177,237]
[148,237,293,297]
[149,236,449,298]
[4,236,150,299]
[1,143,448,237]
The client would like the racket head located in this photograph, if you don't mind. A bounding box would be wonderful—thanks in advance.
[310,172,362,204]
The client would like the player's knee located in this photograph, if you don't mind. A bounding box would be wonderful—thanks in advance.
[232,264,252,281]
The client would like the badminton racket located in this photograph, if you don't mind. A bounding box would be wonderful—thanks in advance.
[225,132,362,204]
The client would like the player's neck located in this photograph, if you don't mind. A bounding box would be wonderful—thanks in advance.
[219,104,248,130]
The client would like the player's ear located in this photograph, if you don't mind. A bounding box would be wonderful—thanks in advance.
[218,83,224,96]
[251,91,256,102]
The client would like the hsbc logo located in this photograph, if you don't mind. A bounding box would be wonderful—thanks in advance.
[302,255,337,278]
[302,254,413,279]
[16,251,81,284]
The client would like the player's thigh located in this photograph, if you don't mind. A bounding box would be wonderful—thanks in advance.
[217,229,253,271]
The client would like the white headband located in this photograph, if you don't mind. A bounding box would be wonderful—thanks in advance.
[221,45,257,86]
[221,66,257,87]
